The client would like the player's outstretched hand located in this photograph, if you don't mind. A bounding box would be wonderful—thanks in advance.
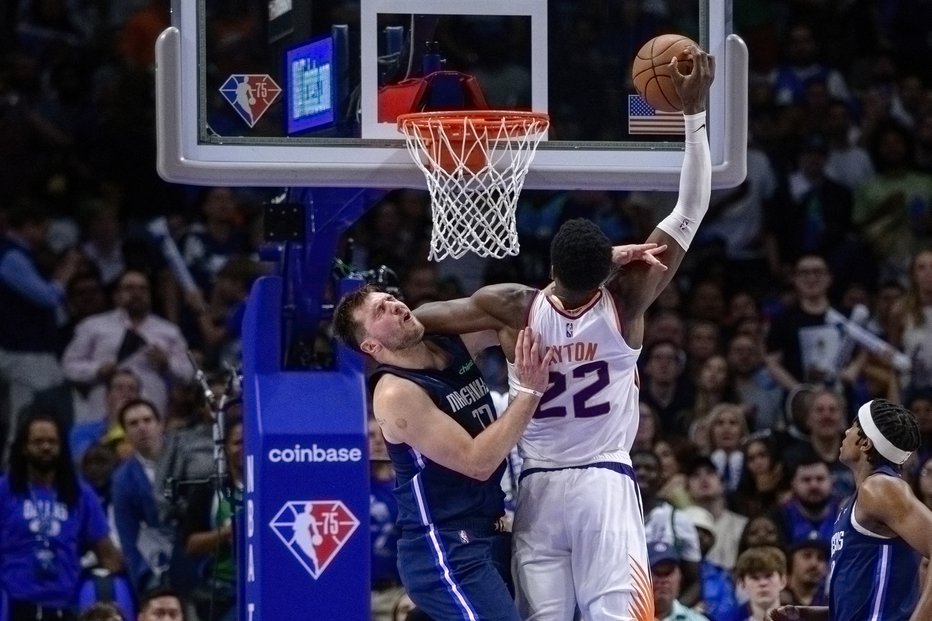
[513,327,552,397]
[670,45,714,115]
[612,243,668,270]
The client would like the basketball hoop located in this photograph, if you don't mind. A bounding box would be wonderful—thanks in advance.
[397,110,550,260]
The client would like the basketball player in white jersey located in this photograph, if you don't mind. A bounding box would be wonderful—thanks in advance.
[414,46,714,620]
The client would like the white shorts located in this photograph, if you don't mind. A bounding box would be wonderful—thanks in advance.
[512,462,653,621]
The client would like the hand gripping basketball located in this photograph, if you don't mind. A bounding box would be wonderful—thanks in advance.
[668,45,715,115]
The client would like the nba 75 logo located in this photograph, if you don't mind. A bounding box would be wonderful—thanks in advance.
[219,74,281,128]
[270,501,360,579]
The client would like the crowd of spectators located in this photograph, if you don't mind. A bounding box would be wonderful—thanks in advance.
[1,0,932,620]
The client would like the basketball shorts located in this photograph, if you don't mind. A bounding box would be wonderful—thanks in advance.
[512,461,653,621]
[398,523,520,621]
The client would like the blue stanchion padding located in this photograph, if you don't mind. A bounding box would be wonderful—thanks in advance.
[241,275,370,621]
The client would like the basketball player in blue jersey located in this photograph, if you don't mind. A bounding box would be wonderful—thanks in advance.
[770,399,932,621]
[413,46,715,621]
[333,285,552,621]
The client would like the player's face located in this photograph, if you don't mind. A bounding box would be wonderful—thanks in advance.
[839,423,864,465]
[358,292,424,354]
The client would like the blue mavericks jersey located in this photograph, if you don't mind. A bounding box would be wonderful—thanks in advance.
[371,335,505,532]
[828,466,920,621]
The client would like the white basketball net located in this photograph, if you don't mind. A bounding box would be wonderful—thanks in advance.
[398,112,550,261]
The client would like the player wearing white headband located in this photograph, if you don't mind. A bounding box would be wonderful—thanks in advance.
[771,399,932,621]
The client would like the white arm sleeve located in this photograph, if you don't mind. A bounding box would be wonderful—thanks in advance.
[656,111,712,250]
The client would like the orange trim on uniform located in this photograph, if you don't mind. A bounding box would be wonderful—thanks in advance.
[543,285,604,319]
[629,557,655,621]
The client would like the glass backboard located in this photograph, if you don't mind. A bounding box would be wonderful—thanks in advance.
[157,0,747,190]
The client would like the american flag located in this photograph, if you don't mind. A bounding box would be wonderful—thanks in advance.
[628,94,685,135]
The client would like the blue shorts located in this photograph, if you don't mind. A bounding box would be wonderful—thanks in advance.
[398,522,519,621]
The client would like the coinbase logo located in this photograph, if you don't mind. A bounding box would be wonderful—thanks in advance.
[267,444,363,463]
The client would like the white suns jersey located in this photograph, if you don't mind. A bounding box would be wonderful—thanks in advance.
[508,286,641,466]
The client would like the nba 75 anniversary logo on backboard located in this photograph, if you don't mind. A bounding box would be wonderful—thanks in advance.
[270,500,360,579]
[219,74,281,128]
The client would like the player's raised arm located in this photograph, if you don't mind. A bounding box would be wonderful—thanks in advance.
[611,45,714,317]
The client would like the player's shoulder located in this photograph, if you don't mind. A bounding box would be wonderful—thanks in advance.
[861,470,910,496]
[858,470,913,515]
[474,282,537,301]
[473,282,538,319]
[371,369,420,402]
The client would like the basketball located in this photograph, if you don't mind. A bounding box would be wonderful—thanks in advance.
[631,34,698,112]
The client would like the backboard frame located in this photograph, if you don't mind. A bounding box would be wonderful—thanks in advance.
[156,0,747,191]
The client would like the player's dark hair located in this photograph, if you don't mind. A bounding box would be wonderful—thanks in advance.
[550,219,612,292]
[856,399,920,466]
[333,284,380,353]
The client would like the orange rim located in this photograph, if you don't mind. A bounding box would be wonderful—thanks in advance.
[397,110,549,134]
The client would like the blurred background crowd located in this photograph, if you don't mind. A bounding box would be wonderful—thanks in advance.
[1,0,932,620]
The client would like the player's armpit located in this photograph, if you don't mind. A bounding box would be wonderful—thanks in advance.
[859,475,932,558]
[607,228,686,317]
[459,329,500,356]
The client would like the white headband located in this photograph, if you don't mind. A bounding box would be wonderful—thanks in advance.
[857,401,912,465]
